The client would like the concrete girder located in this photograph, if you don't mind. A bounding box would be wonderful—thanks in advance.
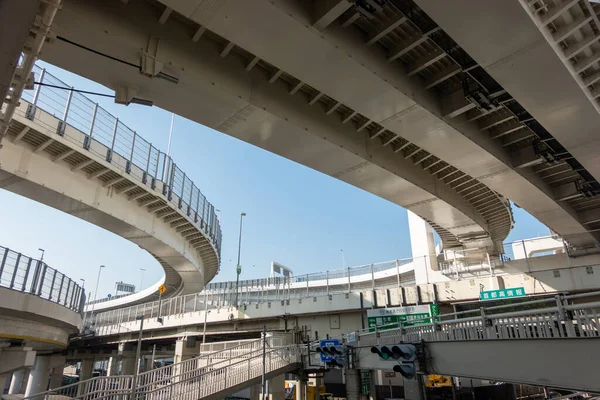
[149,204,170,213]
[158,6,172,25]
[580,208,600,225]
[88,168,109,180]
[407,49,446,76]
[71,159,94,172]
[192,25,206,42]
[424,64,462,89]
[308,92,323,106]
[138,197,160,207]
[53,149,75,162]
[33,138,53,154]
[388,35,430,62]
[511,145,544,169]
[540,0,580,26]
[565,33,599,59]
[501,130,535,147]
[488,120,525,140]
[103,176,126,188]
[369,126,386,139]
[553,15,592,43]
[114,183,137,194]
[313,0,353,30]
[12,127,30,143]
[366,15,407,46]
[478,111,516,131]
[441,89,476,118]
[326,101,342,115]
[128,191,148,202]
[554,181,583,202]
[246,56,260,72]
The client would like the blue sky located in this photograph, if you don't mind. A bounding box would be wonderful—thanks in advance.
[0,61,549,300]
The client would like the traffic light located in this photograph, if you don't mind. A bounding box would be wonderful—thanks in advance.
[316,343,346,369]
[371,344,417,380]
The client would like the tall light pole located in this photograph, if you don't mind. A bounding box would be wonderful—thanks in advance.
[235,212,247,308]
[91,265,105,316]
[80,279,86,327]
[38,248,45,263]
[139,268,146,292]
[341,249,346,269]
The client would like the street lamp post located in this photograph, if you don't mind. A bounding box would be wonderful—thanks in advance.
[235,212,247,308]
[139,268,146,292]
[341,249,346,269]
[38,248,45,263]
[90,265,105,317]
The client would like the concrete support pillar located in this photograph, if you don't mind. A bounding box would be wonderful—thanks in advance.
[264,374,285,400]
[49,366,63,389]
[295,380,306,400]
[408,210,449,284]
[79,359,94,381]
[368,371,376,400]
[24,355,51,400]
[173,337,199,382]
[107,356,119,376]
[9,369,25,394]
[345,369,361,400]
[251,383,262,400]
[121,357,136,376]
[403,376,426,400]
[0,374,9,395]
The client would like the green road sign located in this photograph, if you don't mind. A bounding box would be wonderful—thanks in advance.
[480,286,526,301]
[367,304,439,332]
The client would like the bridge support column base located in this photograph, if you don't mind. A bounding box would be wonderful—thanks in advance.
[403,375,425,400]
[24,355,51,400]
[263,373,285,400]
[250,383,262,400]
[9,368,25,394]
[344,369,360,400]
[49,365,63,390]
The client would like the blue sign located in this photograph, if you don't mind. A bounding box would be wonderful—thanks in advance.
[107,293,112,298]
[480,287,526,301]
[319,339,341,362]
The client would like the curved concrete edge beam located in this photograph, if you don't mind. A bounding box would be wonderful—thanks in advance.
[0,287,80,350]
[0,112,208,294]
[85,276,175,312]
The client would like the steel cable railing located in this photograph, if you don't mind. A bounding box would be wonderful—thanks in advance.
[356,291,600,346]
[24,64,222,257]
[0,244,85,313]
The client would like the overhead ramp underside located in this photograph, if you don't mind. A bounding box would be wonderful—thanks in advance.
[39,0,520,252]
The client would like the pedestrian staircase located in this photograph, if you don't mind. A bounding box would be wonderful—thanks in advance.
[25,338,301,400]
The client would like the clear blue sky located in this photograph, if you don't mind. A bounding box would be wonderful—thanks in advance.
[0,61,549,300]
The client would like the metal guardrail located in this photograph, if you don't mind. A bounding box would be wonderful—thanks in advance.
[89,258,416,329]
[355,291,600,346]
[0,244,85,313]
[86,233,584,307]
[22,64,222,258]
[27,337,295,400]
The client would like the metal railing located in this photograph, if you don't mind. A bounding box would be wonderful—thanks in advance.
[356,291,600,346]
[27,338,298,400]
[22,64,222,256]
[89,258,416,329]
[0,244,85,313]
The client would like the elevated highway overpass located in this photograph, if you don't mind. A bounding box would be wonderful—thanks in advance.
[0,243,84,397]
[20,0,600,253]
[0,66,222,296]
